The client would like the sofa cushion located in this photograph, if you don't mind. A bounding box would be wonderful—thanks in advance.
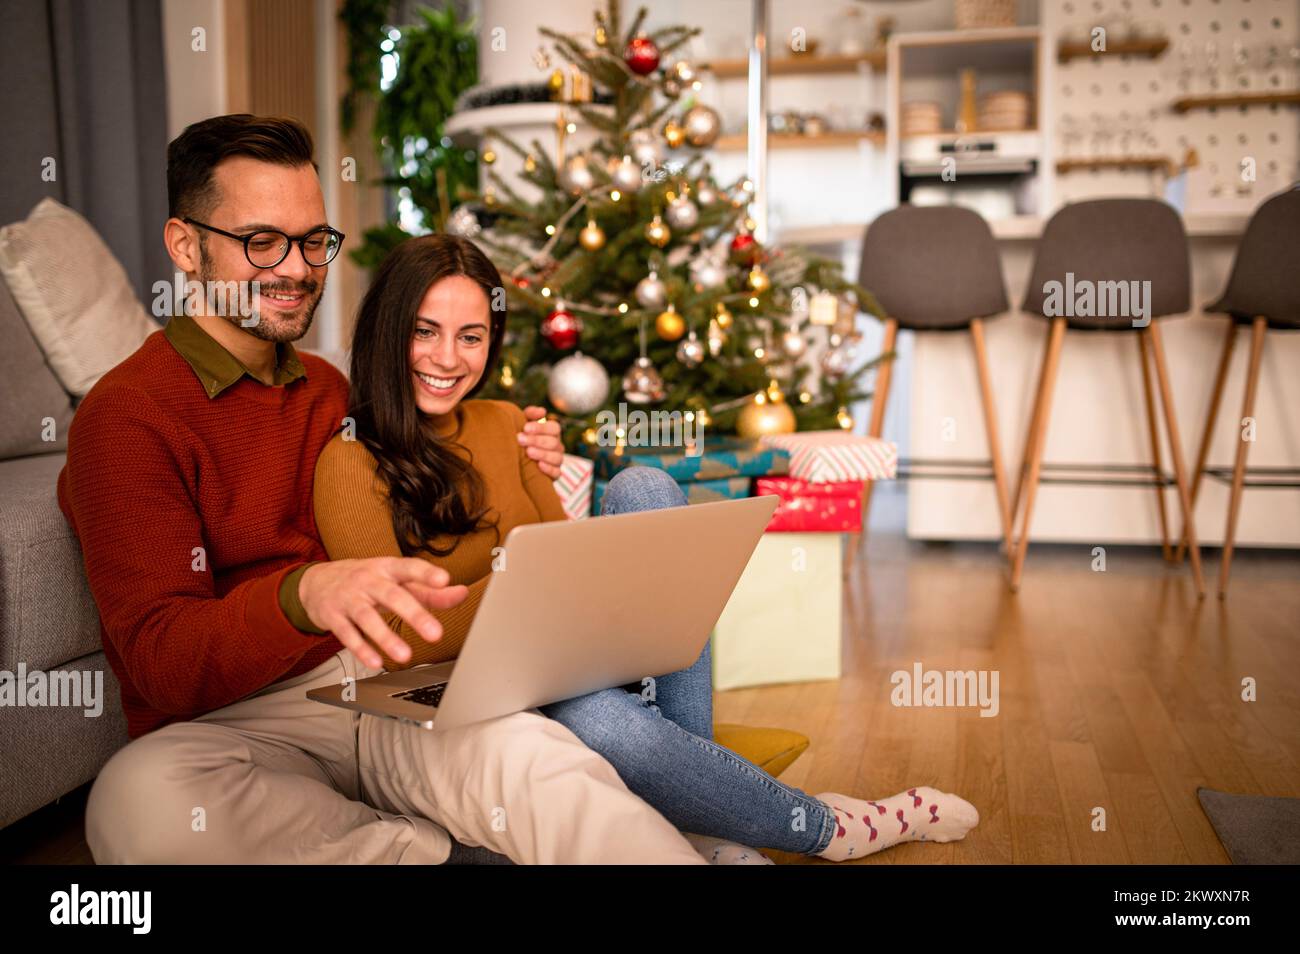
[0,649,128,831]
[0,197,157,396]
[0,275,74,459]
[0,453,101,673]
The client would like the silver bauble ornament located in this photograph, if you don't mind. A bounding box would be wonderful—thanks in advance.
[665,194,699,231]
[609,154,642,193]
[676,330,705,368]
[695,181,719,205]
[634,270,668,310]
[445,205,481,238]
[781,327,808,359]
[683,104,721,147]
[559,155,596,195]
[548,351,610,415]
[690,254,726,290]
[629,129,662,167]
[622,356,666,404]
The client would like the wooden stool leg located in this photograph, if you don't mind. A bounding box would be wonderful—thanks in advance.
[1010,318,1057,554]
[860,318,898,537]
[971,318,1012,550]
[1145,321,1206,598]
[1137,333,1172,560]
[1220,317,1267,597]
[1176,318,1237,564]
[1010,318,1066,590]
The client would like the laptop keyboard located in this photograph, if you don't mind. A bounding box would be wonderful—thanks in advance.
[392,682,449,708]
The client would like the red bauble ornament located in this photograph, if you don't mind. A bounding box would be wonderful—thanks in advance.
[541,306,582,350]
[729,232,761,267]
[623,35,660,75]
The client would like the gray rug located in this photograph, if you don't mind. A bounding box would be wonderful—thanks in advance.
[1197,787,1300,864]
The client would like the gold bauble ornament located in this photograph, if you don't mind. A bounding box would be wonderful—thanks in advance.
[748,267,771,293]
[736,394,796,437]
[663,119,687,149]
[714,301,733,330]
[579,219,606,251]
[644,214,671,248]
[655,304,685,341]
[547,68,566,98]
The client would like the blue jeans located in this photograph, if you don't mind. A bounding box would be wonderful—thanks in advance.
[538,466,836,855]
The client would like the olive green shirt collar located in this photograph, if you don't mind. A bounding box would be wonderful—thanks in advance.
[164,313,307,398]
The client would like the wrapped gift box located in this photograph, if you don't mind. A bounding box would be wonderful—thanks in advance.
[711,532,842,690]
[585,436,789,483]
[555,454,593,521]
[758,431,897,483]
[592,473,750,514]
[755,476,864,532]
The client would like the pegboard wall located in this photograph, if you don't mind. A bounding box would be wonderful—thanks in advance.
[1046,0,1299,210]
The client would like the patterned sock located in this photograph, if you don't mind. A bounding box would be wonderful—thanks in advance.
[814,786,979,861]
[683,832,774,865]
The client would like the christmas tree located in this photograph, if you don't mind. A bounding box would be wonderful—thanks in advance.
[450,0,888,451]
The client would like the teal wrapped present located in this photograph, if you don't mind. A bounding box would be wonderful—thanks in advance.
[592,473,751,515]
[585,436,789,483]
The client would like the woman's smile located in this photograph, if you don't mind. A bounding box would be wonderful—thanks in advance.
[414,369,465,397]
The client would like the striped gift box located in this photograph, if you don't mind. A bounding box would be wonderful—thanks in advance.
[758,431,898,483]
[555,454,593,521]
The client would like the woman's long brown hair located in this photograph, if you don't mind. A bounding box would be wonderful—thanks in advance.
[348,234,508,558]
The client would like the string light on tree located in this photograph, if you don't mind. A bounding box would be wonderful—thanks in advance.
[662,119,686,149]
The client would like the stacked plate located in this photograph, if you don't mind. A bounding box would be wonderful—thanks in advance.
[977,90,1031,131]
[901,101,943,136]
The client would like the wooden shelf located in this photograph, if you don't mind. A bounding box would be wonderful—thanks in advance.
[1171,91,1300,113]
[1056,37,1168,63]
[714,131,885,151]
[901,127,1037,139]
[1056,156,1172,175]
[701,50,885,79]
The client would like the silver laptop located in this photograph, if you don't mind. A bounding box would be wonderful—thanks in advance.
[307,493,779,731]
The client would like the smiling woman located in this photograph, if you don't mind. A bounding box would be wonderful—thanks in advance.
[347,234,509,560]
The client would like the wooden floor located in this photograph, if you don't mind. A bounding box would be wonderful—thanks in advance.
[720,486,1300,865]
[4,486,1297,865]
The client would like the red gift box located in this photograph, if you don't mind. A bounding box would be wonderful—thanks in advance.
[754,476,864,532]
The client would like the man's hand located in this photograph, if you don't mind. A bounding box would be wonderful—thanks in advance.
[518,405,565,479]
[298,558,468,669]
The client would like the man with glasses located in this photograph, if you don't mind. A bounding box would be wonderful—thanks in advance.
[58,114,706,866]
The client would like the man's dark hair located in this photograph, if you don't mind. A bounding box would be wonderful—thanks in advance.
[166,114,316,220]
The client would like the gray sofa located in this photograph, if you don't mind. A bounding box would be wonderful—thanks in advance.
[0,273,130,830]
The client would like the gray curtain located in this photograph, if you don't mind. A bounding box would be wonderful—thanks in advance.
[0,0,170,304]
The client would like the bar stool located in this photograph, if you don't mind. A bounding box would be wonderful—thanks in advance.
[1177,187,1300,596]
[1013,198,1205,597]
[857,204,1013,547]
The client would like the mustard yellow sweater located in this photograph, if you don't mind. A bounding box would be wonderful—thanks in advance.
[312,399,568,669]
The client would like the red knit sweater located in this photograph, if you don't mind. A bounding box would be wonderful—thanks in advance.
[58,330,346,738]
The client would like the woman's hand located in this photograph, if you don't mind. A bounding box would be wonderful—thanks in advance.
[298,557,468,669]
[518,405,565,479]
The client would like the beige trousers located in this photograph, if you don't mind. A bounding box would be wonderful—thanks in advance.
[85,649,706,865]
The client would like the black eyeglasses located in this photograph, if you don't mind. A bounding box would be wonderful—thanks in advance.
[183,218,346,269]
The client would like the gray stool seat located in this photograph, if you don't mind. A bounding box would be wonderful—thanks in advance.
[1183,187,1300,595]
[856,204,1013,549]
[1022,198,1191,332]
[1011,197,1205,596]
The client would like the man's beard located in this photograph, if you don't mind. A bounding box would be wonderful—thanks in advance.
[197,251,323,344]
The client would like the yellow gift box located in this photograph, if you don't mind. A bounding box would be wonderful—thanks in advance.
[710,532,842,690]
